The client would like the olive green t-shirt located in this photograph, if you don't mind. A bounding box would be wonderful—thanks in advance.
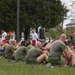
[4,44,15,58]
[25,47,43,60]
[27,44,33,50]
[15,46,28,61]
[48,40,67,59]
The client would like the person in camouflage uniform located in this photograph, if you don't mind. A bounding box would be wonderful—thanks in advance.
[25,41,48,64]
[15,46,28,61]
[48,34,71,66]
[4,40,16,59]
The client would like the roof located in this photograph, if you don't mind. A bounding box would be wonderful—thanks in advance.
[66,22,75,26]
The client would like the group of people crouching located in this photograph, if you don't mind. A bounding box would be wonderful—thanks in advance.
[0,33,75,67]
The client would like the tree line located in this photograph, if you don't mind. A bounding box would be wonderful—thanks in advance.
[0,0,68,40]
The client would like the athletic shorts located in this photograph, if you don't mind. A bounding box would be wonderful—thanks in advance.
[32,40,36,46]
[25,57,37,64]
[48,56,63,66]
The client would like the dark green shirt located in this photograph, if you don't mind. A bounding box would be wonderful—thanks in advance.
[27,44,33,50]
[48,40,67,59]
[25,47,43,60]
[15,46,28,61]
[4,44,15,58]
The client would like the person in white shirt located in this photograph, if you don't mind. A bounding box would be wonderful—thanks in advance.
[1,29,7,42]
[31,29,38,46]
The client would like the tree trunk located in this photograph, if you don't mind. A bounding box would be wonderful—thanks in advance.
[24,28,30,41]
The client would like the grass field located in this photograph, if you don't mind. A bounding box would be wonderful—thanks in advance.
[0,58,75,75]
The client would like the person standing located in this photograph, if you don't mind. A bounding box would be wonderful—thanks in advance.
[1,29,7,44]
[31,29,38,46]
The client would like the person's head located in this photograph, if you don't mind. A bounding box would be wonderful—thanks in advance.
[21,41,25,46]
[32,29,36,33]
[36,41,42,49]
[25,40,31,46]
[1,29,4,34]
[59,34,66,42]
[10,40,16,46]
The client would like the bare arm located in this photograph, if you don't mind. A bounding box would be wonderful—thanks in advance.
[43,41,54,51]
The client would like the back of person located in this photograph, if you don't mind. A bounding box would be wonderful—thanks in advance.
[25,47,43,64]
[27,44,33,50]
[4,44,15,59]
[15,46,28,61]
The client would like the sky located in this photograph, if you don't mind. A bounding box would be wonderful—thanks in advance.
[61,0,74,28]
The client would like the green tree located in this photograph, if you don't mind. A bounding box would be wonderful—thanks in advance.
[0,0,17,31]
[0,0,68,40]
[20,0,68,40]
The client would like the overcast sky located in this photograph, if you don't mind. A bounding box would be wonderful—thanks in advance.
[61,0,73,28]
[61,0,71,6]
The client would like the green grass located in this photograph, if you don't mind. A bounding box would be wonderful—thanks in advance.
[0,58,75,75]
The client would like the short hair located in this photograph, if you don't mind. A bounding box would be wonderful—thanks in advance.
[10,40,16,44]
[36,41,41,47]
[60,34,66,39]
[25,40,31,46]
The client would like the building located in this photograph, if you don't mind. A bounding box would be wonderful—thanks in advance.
[66,22,75,32]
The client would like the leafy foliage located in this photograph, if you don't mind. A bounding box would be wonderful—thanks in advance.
[0,0,68,40]
[0,0,17,31]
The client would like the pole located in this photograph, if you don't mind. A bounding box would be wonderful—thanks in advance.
[16,0,20,42]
